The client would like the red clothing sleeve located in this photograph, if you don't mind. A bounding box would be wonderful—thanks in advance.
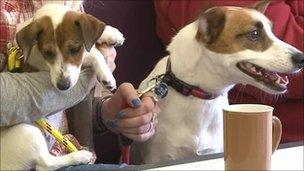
[154,0,303,142]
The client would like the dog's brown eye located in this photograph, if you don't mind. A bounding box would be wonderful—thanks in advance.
[247,30,260,42]
[69,48,80,56]
[43,50,55,58]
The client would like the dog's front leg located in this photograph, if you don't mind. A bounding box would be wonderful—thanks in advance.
[82,25,124,90]
[83,47,116,90]
[36,150,94,171]
[97,25,125,46]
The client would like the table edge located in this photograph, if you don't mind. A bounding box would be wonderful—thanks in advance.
[121,140,304,170]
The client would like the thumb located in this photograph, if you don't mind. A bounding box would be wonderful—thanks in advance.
[116,83,141,108]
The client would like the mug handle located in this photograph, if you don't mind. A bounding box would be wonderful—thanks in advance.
[272,116,282,153]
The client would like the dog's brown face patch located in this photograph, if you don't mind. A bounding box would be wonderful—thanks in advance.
[16,16,57,64]
[55,11,106,67]
[197,8,273,54]
[36,17,56,64]
[17,10,105,73]
[56,11,85,67]
[20,11,105,67]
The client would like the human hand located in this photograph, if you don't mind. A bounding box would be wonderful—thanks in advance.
[100,83,160,142]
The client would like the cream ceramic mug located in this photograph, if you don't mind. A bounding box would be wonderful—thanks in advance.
[223,104,282,170]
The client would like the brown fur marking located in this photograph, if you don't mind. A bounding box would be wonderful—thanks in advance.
[197,7,273,54]
[56,11,85,66]
[36,17,56,64]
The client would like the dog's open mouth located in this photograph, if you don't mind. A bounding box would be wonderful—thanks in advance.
[237,62,289,92]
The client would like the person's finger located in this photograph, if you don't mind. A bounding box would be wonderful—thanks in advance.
[117,83,141,108]
[116,96,155,119]
[118,112,154,128]
[122,129,156,142]
[153,105,161,116]
[141,92,158,105]
[141,92,161,115]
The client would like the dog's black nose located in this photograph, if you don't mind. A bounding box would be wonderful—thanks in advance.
[292,52,304,69]
[56,77,71,91]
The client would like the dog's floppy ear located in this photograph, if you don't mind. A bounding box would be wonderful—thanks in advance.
[196,8,226,44]
[249,0,271,13]
[16,20,43,61]
[76,14,106,52]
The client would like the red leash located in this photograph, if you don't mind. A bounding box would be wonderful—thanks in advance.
[119,135,133,164]
[121,145,131,164]
[119,73,169,164]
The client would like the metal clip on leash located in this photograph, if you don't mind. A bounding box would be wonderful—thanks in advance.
[120,76,168,164]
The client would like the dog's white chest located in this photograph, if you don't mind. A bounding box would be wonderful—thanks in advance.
[132,88,229,163]
[159,90,228,153]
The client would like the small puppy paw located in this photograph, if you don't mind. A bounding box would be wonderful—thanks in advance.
[102,80,116,91]
[72,150,95,165]
[98,25,125,47]
[98,74,117,91]
[95,67,117,91]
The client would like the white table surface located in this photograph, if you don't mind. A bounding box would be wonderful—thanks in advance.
[149,146,304,170]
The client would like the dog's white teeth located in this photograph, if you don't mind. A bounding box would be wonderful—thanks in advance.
[284,76,289,84]
[280,76,289,85]
[240,63,246,68]
[275,76,289,86]
[275,77,286,88]
[275,77,281,84]
[256,71,262,76]
[245,62,253,68]
[250,66,257,72]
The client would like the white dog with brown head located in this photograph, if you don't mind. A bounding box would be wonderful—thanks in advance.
[1,4,124,170]
[16,4,123,91]
[132,1,304,164]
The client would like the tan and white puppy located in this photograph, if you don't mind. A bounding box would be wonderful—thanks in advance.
[0,4,124,171]
[132,2,304,164]
[16,4,124,91]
